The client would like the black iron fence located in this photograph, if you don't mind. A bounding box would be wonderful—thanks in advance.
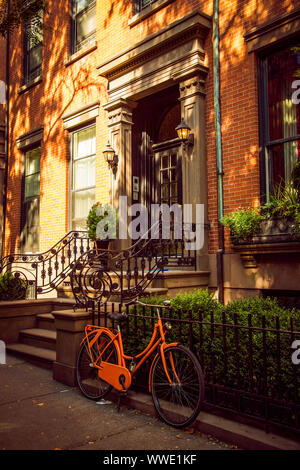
[93,302,300,436]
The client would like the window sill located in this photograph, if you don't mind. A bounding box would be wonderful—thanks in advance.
[18,75,42,95]
[64,41,97,67]
[128,0,174,27]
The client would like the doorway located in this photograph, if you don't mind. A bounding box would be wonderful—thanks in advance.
[131,85,182,212]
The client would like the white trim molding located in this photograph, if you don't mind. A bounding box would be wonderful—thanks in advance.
[62,101,100,130]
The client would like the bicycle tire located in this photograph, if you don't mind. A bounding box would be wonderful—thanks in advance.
[151,345,204,428]
[77,331,118,400]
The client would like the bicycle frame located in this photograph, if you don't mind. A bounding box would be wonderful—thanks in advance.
[81,313,179,393]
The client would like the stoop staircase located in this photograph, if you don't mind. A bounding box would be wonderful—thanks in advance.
[2,226,210,370]
[6,300,74,370]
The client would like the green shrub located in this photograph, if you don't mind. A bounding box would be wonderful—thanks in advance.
[122,291,300,401]
[261,181,300,219]
[208,297,300,399]
[291,160,300,198]
[222,208,262,240]
[0,272,27,301]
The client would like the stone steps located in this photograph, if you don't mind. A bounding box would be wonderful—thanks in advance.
[5,298,73,370]
[36,313,56,331]
[19,328,57,351]
[6,343,56,370]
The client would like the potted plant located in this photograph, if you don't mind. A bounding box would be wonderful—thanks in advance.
[222,207,262,243]
[86,202,117,253]
[259,179,300,240]
[222,164,300,245]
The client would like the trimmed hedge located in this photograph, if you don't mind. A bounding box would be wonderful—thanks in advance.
[122,291,300,401]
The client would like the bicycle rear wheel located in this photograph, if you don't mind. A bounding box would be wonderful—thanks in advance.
[151,345,204,428]
[77,332,118,400]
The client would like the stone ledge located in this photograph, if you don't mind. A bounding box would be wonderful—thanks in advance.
[18,75,42,94]
[64,41,97,67]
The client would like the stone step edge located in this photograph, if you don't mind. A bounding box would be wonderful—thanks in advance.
[6,343,56,363]
[19,328,56,342]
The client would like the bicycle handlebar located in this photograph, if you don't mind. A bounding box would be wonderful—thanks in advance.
[125,299,171,309]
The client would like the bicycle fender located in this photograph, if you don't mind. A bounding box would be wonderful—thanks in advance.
[98,361,132,391]
[148,342,180,393]
[80,327,123,366]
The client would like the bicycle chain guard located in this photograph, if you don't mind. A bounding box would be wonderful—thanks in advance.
[98,361,132,391]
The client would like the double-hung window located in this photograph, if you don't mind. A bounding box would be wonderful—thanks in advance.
[71,0,96,53]
[134,0,158,13]
[21,147,41,253]
[24,11,43,83]
[70,125,96,230]
[259,43,300,199]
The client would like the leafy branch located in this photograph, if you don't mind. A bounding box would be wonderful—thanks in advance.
[0,0,47,37]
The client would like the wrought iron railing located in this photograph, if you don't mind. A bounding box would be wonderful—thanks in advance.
[70,221,197,308]
[0,220,197,302]
[0,231,91,299]
[97,302,300,436]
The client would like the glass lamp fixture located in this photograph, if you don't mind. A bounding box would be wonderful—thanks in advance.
[103,141,118,175]
[175,118,194,149]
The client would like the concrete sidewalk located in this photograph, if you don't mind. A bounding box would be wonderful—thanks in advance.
[0,355,234,451]
[0,355,299,451]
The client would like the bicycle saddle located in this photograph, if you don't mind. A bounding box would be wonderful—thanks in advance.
[107,312,128,322]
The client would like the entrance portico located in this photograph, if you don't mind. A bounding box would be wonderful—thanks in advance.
[99,10,212,270]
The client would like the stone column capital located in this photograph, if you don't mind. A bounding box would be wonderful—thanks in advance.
[103,98,137,127]
[178,74,207,101]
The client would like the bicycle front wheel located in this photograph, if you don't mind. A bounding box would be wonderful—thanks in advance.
[151,345,204,428]
[77,332,118,400]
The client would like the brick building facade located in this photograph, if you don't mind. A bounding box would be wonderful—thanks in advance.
[2,0,300,302]
[0,35,6,254]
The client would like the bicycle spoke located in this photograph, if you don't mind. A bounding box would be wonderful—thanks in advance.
[151,346,204,428]
[77,332,118,401]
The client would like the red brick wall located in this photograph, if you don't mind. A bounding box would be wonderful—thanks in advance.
[0,35,5,125]
[4,0,107,254]
[97,0,298,254]
[4,0,299,256]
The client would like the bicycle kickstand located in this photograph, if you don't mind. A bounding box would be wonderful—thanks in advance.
[117,375,127,413]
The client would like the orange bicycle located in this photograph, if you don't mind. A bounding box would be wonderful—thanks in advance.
[76,299,205,428]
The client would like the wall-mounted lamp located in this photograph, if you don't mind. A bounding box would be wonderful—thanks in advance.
[175,117,194,150]
[103,141,118,176]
